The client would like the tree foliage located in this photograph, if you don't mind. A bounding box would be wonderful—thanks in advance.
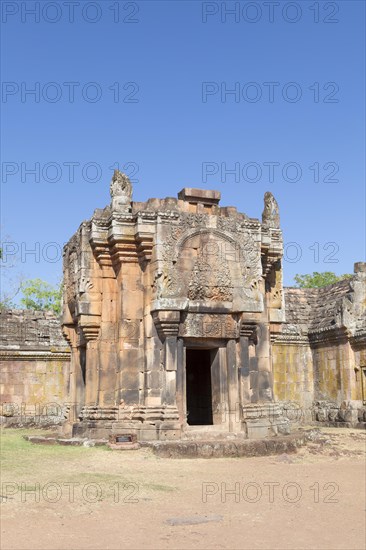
[20,279,62,315]
[293,271,352,288]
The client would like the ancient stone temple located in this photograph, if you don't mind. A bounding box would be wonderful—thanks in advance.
[62,172,287,440]
[60,172,366,440]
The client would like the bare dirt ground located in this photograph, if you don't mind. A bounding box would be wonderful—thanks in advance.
[1,427,365,550]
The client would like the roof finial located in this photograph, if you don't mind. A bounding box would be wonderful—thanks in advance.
[262,191,280,228]
[110,169,133,211]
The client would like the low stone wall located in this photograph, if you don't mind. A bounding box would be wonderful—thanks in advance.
[0,310,71,426]
[141,432,307,458]
[312,400,366,427]
[272,264,366,428]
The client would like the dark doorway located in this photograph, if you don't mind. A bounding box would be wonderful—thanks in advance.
[186,349,213,425]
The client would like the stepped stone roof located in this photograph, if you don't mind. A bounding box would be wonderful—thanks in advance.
[282,263,366,340]
[0,309,69,351]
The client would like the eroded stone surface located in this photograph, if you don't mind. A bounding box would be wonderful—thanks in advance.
[0,310,70,425]
[272,263,366,425]
[61,173,285,440]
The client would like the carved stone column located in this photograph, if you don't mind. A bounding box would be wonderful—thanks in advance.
[175,338,186,425]
[249,341,259,402]
[240,324,259,403]
[62,325,84,426]
[239,335,251,404]
[118,261,143,405]
[82,327,100,406]
[226,339,240,431]
[153,310,180,407]
[98,270,118,407]
[256,321,273,401]
[164,336,178,405]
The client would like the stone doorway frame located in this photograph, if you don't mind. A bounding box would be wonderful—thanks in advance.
[178,337,233,432]
[360,366,366,404]
[185,348,214,427]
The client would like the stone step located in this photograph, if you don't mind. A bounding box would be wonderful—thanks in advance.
[182,429,247,441]
[142,432,307,458]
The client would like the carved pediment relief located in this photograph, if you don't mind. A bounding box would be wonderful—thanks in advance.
[188,245,233,302]
[154,219,263,312]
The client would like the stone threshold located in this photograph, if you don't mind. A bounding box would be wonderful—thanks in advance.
[22,431,310,458]
[140,432,307,458]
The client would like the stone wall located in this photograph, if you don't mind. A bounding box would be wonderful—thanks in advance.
[272,343,313,417]
[0,310,71,425]
[272,262,366,426]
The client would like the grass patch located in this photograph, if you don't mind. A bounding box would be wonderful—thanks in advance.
[0,429,177,495]
[0,428,109,478]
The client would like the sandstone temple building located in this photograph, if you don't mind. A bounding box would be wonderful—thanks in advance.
[1,172,365,439]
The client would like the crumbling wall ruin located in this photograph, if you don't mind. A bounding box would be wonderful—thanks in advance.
[272,262,366,427]
[0,310,71,426]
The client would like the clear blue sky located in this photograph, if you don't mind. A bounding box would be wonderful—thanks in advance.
[1,0,365,300]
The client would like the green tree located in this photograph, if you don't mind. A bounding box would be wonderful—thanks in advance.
[20,279,62,315]
[293,271,352,288]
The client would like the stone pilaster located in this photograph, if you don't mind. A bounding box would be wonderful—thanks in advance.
[226,339,240,431]
[256,321,273,401]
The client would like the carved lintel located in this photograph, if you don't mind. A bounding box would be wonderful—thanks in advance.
[92,243,113,268]
[135,232,154,262]
[80,326,100,341]
[79,314,101,342]
[152,310,180,340]
[261,254,282,278]
[240,322,258,341]
[180,313,239,339]
[62,325,74,346]
[110,240,139,263]
[135,215,155,254]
